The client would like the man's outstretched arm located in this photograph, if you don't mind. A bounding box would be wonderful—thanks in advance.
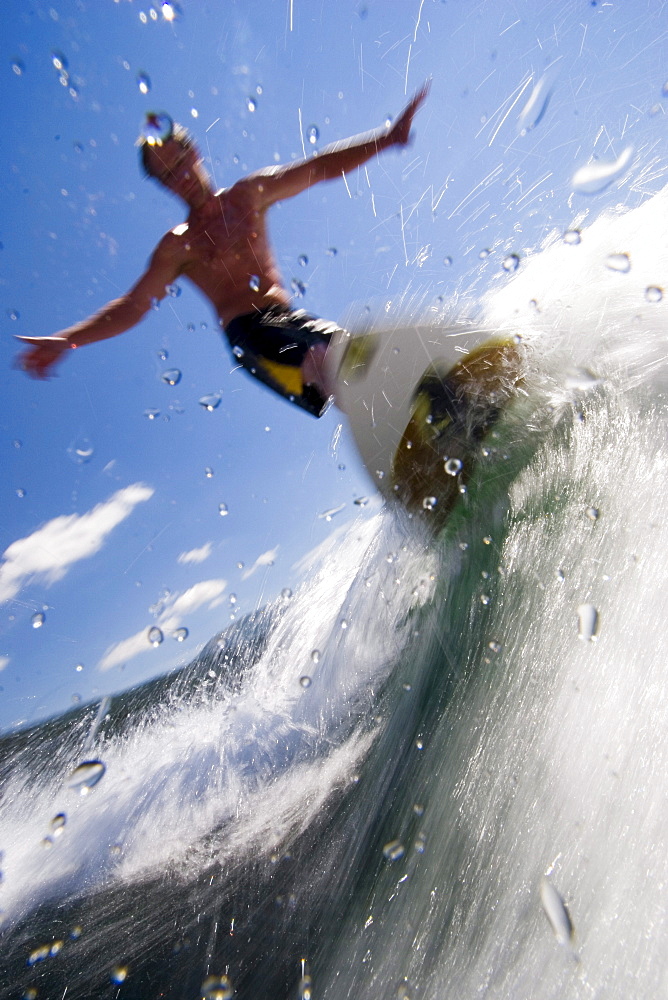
[246,83,430,208]
[16,235,183,379]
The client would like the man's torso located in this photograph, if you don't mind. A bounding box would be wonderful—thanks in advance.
[165,184,291,326]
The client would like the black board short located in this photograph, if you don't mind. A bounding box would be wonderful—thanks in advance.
[224,307,342,417]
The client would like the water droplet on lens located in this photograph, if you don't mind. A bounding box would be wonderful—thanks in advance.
[479,248,491,259]
[137,72,151,94]
[161,1,182,20]
[291,278,306,297]
[488,640,502,653]
[326,246,337,256]
[50,941,64,957]
[144,408,160,420]
[50,813,67,836]
[299,675,312,688]
[483,536,492,545]
[577,603,598,641]
[318,503,345,521]
[229,593,237,605]
[298,254,308,267]
[281,588,292,599]
[27,945,50,966]
[201,975,233,1000]
[645,285,663,302]
[173,627,188,642]
[31,612,45,629]
[148,626,163,646]
[16,488,26,498]
[311,649,321,664]
[443,255,453,267]
[249,274,260,292]
[444,457,462,476]
[246,97,256,112]
[111,966,128,984]
[502,253,520,272]
[11,60,25,76]
[572,146,633,194]
[563,229,581,245]
[51,51,68,71]
[161,368,182,386]
[218,502,229,516]
[298,972,313,1000]
[199,394,221,410]
[354,496,369,506]
[167,283,181,297]
[480,594,491,605]
[382,839,405,861]
[205,467,214,478]
[422,496,437,511]
[539,877,574,947]
[6,308,19,320]
[518,70,554,133]
[67,760,106,793]
[605,252,630,273]
[67,436,94,464]
[306,125,319,144]
[585,506,599,521]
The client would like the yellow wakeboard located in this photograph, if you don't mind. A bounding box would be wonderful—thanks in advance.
[326,322,522,527]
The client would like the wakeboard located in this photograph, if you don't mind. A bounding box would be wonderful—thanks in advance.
[326,322,523,526]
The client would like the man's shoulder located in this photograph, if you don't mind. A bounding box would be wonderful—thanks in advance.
[226,168,280,205]
[153,225,190,258]
[142,227,192,276]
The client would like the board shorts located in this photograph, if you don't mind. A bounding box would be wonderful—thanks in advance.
[223,306,343,417]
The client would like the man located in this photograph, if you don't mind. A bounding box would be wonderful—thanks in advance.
[17,84,429,417]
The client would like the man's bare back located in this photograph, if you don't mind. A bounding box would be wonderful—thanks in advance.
[17,84,429,414]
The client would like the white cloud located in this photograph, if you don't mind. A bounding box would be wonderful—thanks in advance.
[98,578,226,672]
[159,579,228,630]
[97,630,151,674]
[177,542,213,565]
[241,546,279,581]
[0,484,154,604]
[0,656,9,672]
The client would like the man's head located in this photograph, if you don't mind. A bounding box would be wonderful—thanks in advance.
[138,115,210,207]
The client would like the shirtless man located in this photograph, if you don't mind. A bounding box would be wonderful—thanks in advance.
[17,84,429,418]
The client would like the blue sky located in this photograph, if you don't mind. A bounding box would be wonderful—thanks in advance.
[2,0,666,731]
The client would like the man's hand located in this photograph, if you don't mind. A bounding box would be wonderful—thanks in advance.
[14,336,69,380]
[387,81,431,148]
